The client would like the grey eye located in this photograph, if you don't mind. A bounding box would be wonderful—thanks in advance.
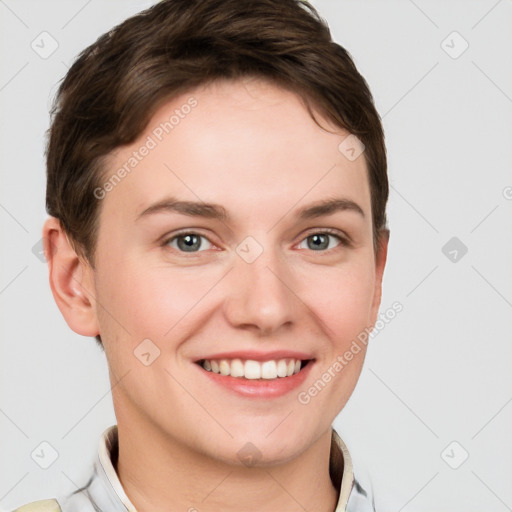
[298,233,341,251]
[167,233,212,252]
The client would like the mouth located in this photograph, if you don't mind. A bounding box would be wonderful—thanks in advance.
[195,357,314,380]
[191,351,316,398]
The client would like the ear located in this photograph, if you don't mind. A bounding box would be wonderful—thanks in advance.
[369,229,389,325]
[42,216,100,337]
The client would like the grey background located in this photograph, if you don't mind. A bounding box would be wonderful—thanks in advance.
[1,1,511,511]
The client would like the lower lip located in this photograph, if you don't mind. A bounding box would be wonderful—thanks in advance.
[196,361,314,398]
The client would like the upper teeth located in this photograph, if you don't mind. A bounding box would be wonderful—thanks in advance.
[201,358,303,379]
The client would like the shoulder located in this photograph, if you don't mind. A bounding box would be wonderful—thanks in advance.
[12,499,62,512]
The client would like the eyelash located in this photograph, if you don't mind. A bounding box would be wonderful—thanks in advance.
[161,228,351,255]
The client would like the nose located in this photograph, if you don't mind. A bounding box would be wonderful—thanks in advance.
[223,242,298,336]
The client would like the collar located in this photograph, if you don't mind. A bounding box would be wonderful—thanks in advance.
[60,425,374,512]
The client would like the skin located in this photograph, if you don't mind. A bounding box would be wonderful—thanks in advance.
[43,76,388,512]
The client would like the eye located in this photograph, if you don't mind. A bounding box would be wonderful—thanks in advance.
[164,232,213,253]
[297,230,347,251]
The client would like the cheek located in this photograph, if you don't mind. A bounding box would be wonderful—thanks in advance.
[302,259,376,344]
[101,260,222,342]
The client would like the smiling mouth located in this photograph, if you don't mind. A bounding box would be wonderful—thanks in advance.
[196,358,313,380]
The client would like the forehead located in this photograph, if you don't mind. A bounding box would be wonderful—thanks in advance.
[99,78,371,227]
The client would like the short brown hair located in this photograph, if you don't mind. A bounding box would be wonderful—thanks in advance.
[45,0,388,345]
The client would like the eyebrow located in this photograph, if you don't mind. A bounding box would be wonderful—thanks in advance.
[136,196,365,222]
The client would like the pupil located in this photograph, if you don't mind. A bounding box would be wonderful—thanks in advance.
[309,234,328,250]
[178,234,201,252]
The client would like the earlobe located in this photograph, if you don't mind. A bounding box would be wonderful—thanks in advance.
[42,217,100,337]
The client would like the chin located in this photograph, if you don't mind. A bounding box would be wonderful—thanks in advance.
[203,422,314,468]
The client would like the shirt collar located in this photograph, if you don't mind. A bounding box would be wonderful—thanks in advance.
[76,424,371,512]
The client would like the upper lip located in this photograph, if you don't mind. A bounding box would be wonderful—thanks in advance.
[194,350,315,363]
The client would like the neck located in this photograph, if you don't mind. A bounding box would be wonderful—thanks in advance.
[115,417,339,512]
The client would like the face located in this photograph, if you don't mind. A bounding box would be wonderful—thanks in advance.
[82,77,386,464]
